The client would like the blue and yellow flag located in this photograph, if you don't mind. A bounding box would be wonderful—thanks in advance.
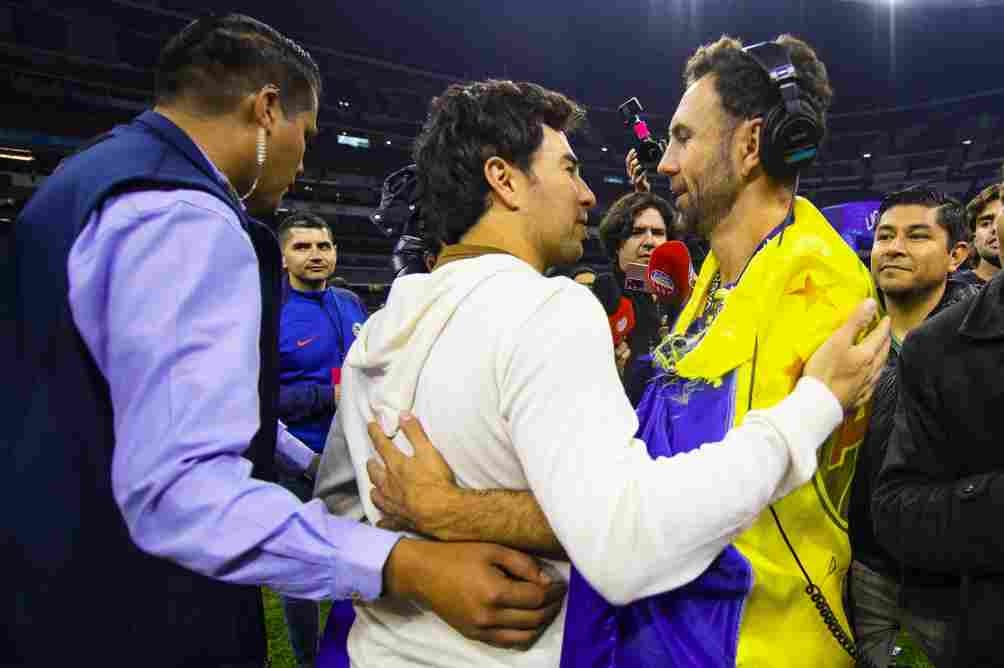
[561,197,876,668]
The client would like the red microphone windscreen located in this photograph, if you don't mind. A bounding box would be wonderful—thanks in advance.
[646,240,695,307]
[608,297,636,347]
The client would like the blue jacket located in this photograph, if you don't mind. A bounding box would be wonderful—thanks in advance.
[279,281,368,452]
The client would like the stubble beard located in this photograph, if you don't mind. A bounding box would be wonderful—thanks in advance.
[880,273,945,307]
[681,152,740,241]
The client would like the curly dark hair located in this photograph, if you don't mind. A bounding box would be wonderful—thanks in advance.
[156,14,322,116]
[598,192,676,263]
[413,79,586,245]
[878,186,968,250]
[683,35,833,164]
[966,183,1001,233]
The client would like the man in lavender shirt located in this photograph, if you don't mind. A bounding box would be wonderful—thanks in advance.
[6,14,563,667]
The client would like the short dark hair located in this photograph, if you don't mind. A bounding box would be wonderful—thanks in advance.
[156,14,321,116]
[966,183,1001,232]
[413,79,586,245]
[683,35,833,171]
[877,186,967,249]
[277,210,334,247]
[598,192,676,263]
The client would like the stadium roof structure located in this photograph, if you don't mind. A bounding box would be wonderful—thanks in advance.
[840,0,1004,7]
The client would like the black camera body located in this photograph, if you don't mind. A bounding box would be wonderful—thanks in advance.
[371,164,441,278]
[618,97,666,173]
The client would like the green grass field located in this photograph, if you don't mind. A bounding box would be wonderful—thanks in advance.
[893,632,935,668]
[263,588,331,668]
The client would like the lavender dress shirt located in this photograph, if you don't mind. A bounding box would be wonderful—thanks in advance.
[66,188,399,601]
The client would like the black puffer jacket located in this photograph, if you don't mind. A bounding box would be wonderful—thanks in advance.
[848,278,979,575]
[872,274,1004,667]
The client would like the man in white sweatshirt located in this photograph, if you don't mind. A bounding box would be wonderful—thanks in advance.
[314,79,889,667]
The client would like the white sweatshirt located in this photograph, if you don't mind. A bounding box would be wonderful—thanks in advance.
[330,253,843,668]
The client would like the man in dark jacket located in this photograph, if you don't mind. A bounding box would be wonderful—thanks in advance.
[871,191,1004,666]
[847,187,974,667]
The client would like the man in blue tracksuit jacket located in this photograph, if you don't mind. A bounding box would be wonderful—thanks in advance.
[277,210,367,667]
[278,212,367,452]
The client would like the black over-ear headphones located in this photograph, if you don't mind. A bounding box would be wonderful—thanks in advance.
[742,41,823,180]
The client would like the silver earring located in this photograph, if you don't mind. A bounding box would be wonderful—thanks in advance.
[240,128,267,202]
[256,127,267,166]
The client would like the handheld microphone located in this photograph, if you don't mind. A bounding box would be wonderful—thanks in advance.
[608,297,636,347]
[592,272,622,316]
[645,240,696,307]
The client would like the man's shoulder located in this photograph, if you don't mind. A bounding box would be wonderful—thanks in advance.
[951,268,985,288]
[788,199,872,283]
[918,296,971,342]
[465,262,594,302]
[328,286,364,309]
[477,271,603,334]
[756,206,872,301]
[90,189,243,247]
[529,274,601,314]
[109,188,236,219]
[900,298,969,369]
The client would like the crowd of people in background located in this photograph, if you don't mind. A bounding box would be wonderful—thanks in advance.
[7,10,1003,668]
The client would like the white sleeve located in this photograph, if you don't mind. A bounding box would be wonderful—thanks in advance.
[501,285,842,605]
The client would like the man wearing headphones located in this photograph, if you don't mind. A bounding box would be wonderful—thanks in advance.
[361,36,879,668]
[563,34,877,668]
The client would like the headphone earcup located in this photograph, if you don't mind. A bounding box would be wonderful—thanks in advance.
[758,104,788,179]
[760,101,822,180]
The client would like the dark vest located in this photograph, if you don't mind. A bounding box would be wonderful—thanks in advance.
[5,111,281,666]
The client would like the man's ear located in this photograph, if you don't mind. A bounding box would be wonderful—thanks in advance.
[948,240,970,273]
[484,156,521,211]
[250,84,283,133]
[738,117,764,180]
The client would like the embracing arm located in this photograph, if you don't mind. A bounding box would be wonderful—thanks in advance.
[367,417,564,559]
[369,290,887,604]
